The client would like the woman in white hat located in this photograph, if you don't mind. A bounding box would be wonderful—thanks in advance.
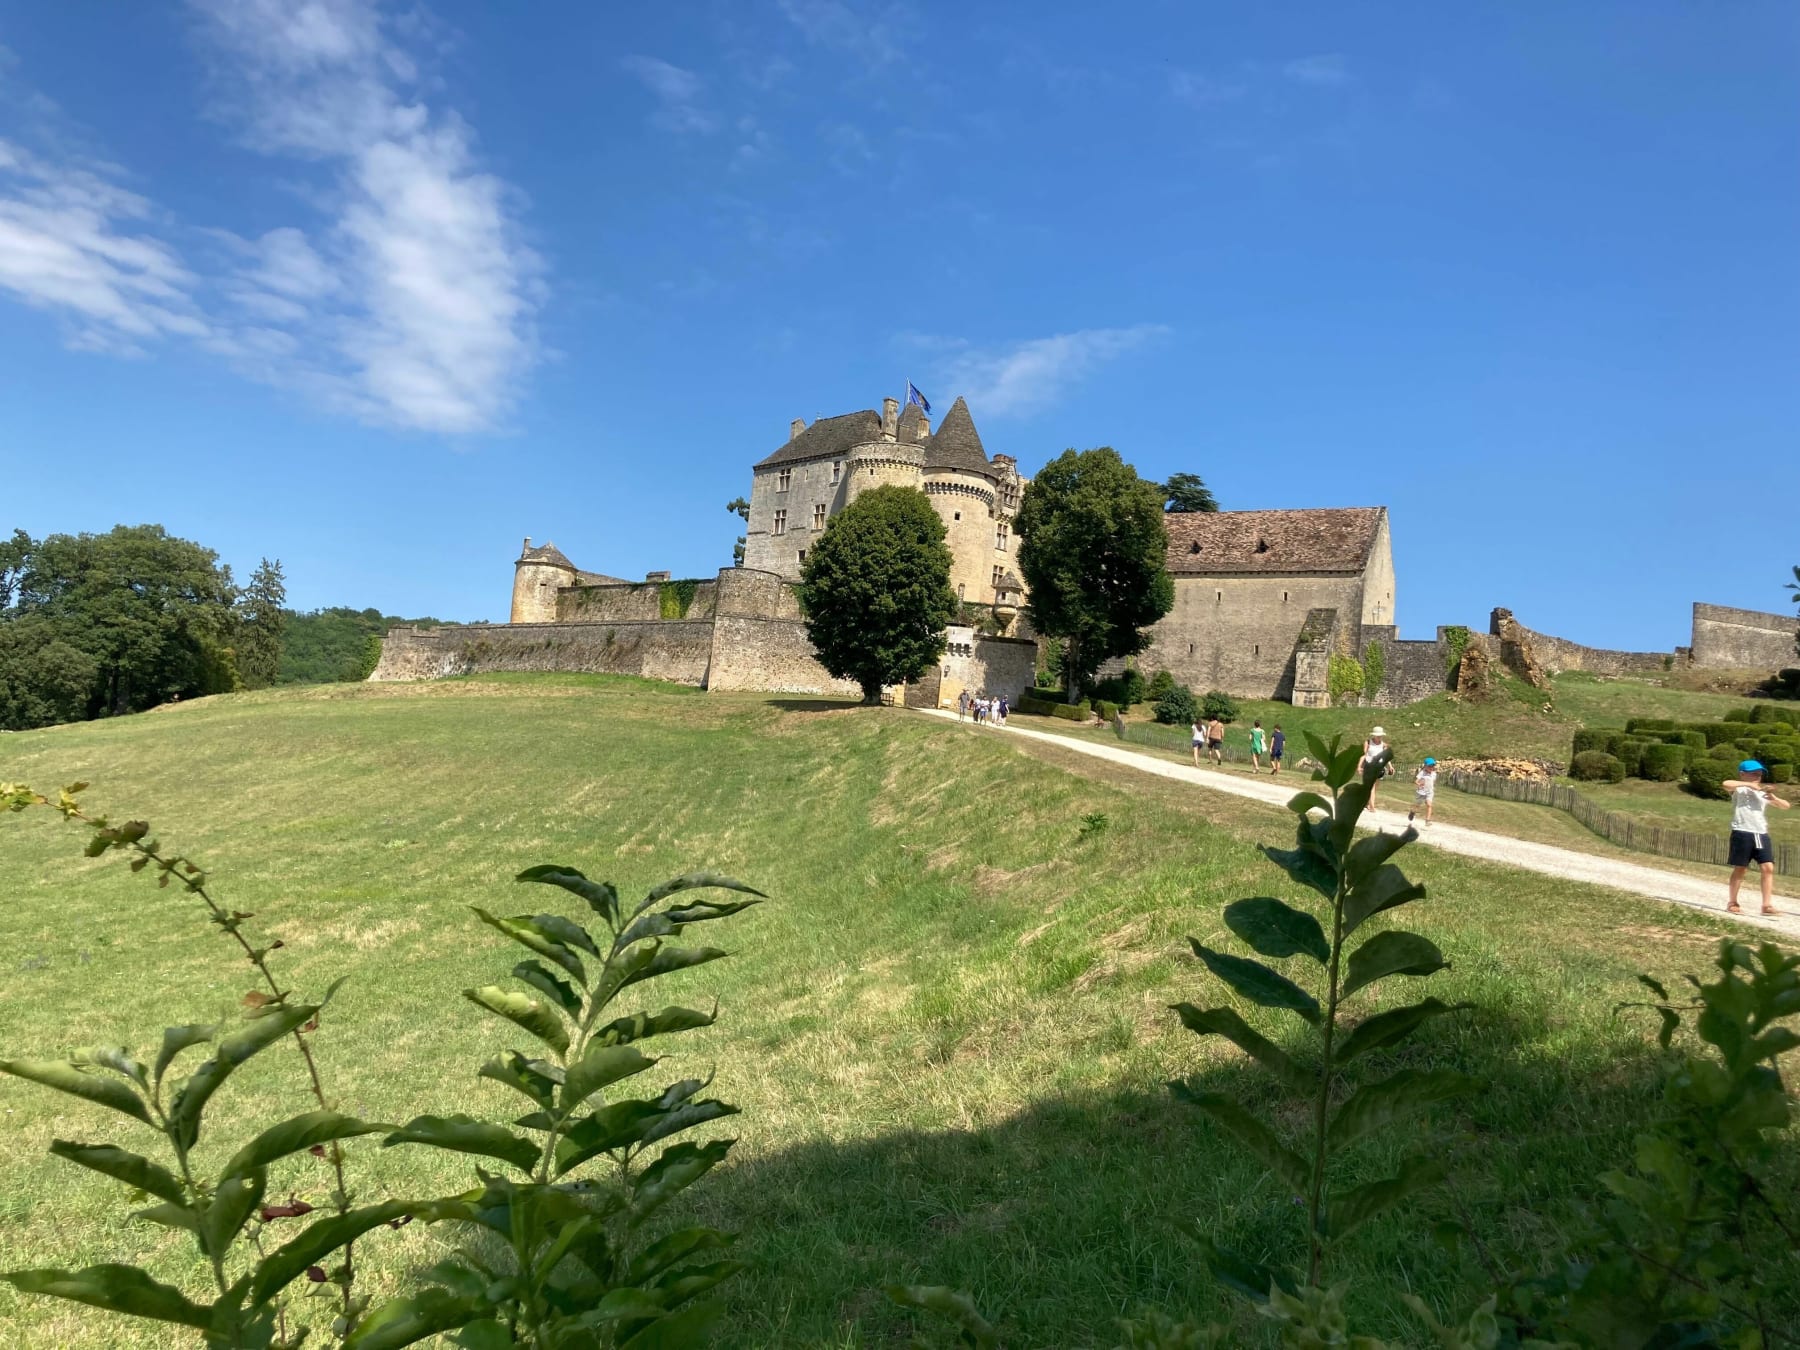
[1360,726,1390,811]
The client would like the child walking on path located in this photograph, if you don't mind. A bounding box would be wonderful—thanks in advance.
[1722,760,1790,916]
[1191,719,1205,768]
[1207,716,1226,767]
[1269,725,1284,775]
[1409,758,1438,826]
[1249,720,1267,771]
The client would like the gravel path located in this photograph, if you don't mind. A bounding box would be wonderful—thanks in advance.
[922,709,1800,939]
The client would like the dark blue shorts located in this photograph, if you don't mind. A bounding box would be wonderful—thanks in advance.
[1730,830,1774,867]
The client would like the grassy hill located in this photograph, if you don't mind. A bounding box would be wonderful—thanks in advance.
[0,675,1793,1345]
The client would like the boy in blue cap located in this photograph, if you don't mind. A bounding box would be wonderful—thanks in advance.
[1721,760,1790,916]
[1408,757,1438,826]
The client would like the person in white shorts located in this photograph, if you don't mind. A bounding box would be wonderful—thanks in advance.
[1409,757,1438,826]
[1722,760,1790,916]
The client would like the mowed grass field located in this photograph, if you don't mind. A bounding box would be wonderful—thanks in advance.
[1,674,1795,1346]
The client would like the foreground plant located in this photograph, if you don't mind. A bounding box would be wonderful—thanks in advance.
[1170,735,1476,1297]
[355,864,762,1348]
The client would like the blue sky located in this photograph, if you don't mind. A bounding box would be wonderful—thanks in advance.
[3,1,1796,649]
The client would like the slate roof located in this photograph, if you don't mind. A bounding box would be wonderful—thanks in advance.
[923,396,992,475]
[1164,507,1385,575]
[518,542,577,569]
[897,401,927,442]
[756,409,884,468]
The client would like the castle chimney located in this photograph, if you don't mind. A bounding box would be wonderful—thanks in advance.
[523,536,531,551]
[789,418,805,440]
[914,415,930,442]
[881,397,899,439]
[646,570,671,583]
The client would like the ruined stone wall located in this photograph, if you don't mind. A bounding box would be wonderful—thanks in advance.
[1490,608,1668,677]
[556,579,718,624]
[370,621,716,685]
[1691,602,1796,670]
[1290,608,1337,708]
[1360,627,1453,707]
[1141,574,1366,699]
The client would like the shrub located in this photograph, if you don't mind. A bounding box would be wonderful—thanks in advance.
[1674,730,1707,750]
[1091,698,1119,721]
[1020,693,1087,720]
[1091,669,1148,708]
[1154,684,1199,726]
[1641,743,1687,782]
[1626,717,1674,733]
[1442,624,1471,674]
[1700,722,1755,747]
[1363,640,1386,694]
[1615,740,1651,776]
[1601,730,1634,759]
[1571,728,1610,757]
[1686,763,1732,799]
[1200,689,1240,722]
[1051,701,1089,721]
[1017,694,1056,716]
[1148,668,1177,701]
[1571,751,1627,783]
[1770,763,1795,784]
[1327,654,1364,705]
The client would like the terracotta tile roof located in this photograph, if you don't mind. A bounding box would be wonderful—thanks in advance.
[756,409,883,467]
[1164,507,1385,575]
[923,396,992,475]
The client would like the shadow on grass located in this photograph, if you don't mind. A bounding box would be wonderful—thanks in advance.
[763,699,873,714]
[688,1009,1689,1348]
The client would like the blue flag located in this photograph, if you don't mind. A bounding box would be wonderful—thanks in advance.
[905,381,931,415]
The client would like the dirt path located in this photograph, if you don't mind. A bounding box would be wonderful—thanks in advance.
[921,709,1800,939]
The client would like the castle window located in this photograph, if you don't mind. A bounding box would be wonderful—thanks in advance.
[773,509,787,536]
[812,503,826,529]
[1254,644,1260,658]
[1255,538,1269,554]
[831,461,841,482]
[798,549,807,564]
[1189,541,1201,555]
[995,522,1009,551]
[953,511,961,521]
[1216,590,1223,604]
[1283,591,1290,603]
[777,468,791,492]
[991,565,1004,588]
[1188,643,1195,656]
[957,583,965,601]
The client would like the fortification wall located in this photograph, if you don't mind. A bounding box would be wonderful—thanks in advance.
[705,616,860,696]
[905,628,1038,709]
[1490,608,1667,676]
[1360,627,1453,707]
[1691,602,1796,670]
[716,566,806,621]
[1142,574,1365,700]
[556,579,718,624]
[370,621,716,685]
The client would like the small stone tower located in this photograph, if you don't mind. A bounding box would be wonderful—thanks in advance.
[511,538,578,623]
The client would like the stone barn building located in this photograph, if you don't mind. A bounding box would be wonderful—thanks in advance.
[1139,507,1396,702]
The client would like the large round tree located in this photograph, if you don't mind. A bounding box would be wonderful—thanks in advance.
[800,486,957,704]
[1016,447,1174,700]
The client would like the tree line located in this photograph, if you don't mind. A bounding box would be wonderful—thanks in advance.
[0,526,442,731]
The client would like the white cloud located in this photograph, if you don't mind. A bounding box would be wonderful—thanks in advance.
[1283,54,1351,87]
[906,325,1169,418]
[621,55,717,134]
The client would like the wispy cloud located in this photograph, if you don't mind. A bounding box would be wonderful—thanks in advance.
[1283,53,1351,87]
[620,55,717,134]
[0,2,541,436]
[1169,70,1248,106]
[903,325,1169,418]
[776,0,892,51]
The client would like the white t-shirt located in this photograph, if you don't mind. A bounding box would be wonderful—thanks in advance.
[1414,768,1437,799]
[1191,723,1203,744]
[1731,786,1771,836]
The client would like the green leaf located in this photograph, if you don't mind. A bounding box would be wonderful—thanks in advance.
[78,1046,148,1092]
[1197,1239,1296,1305]
[1342,865,1427,936]
[1328,782,1371,853]
[479,1052,557,1110]
[199,1169,266,1259]
[593,1005,718,1048]
[1342,931,1448,999]
[463,985,569,1056]
[382,1114,541,1174]
[1328,1068,1478,1148]
[345,1288,490,1350]
[1327,744,1362,791]
[618,900,761,952]
[630,1139,734,1221]
[647,1258,743,1310]
[1170,1004,1314,1094]
[249,1201,415,1304]
[516,864,619,926]
[883,1286,998,1348]
[133,1202,200,1234]
[221,1110,390,1182]
[531,912,600,958]
[470,908,586,983]
[1637,973,1670,1002]
[169,1002,319,1149]
[1284,791,1332,819]
[594,944,729,1012]
[1325,1157,1449,1240]
[1301,730,1335,770]
[48,1141,186,1206]
[1336,998,1472,1063]
[2,1264,211,1328]
[1188,940,1320,1024]
[1223,897,1329,964]
[153,1025,215,1091]
[617,1300,726,1349]
[562,1044,659,1115]
[626,1227,732,1285]
[512,960,582,1018]
[1259,843,1336,900]
[0,1059,153,1127]
[450,1321,511,1350]
[1344,828,1417,887]
[1169,1085,1309,1194]
[554,1087,739,1177]
[633,872,766,920]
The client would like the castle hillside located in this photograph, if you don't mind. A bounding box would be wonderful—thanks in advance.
[369,389,1798,706]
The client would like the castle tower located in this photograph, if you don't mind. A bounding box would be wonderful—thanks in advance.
[511,538,578,623]
[921,396,1003,604]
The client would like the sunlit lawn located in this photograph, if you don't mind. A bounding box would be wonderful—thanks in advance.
[0,674,1793,1346]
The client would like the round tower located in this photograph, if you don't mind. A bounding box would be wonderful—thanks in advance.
[843,439,927,505]
[511,537,578,624]
[919,397,1003,604]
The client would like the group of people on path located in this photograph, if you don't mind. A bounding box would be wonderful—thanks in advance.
[1191,716,1286,773]
[956,689,1008,726]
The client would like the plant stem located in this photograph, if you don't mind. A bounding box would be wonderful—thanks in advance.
[1306,785,1350,1287]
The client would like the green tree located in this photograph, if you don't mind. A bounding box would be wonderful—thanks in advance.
[234,558,287,690]
[1158,472,1219,513]
[800,485,956,704]
[1015,448,1174,699]
[727,496,750,567]
[1788,564,1798,657]
[0,615,96,729]
[0,527,32,609]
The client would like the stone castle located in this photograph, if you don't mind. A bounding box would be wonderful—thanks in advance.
[370,391,1797,706]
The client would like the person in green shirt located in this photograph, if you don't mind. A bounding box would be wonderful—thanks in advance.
[1249,720,1267,771]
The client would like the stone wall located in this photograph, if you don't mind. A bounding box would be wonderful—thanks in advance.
[715,565,806,621]
[556,578,718,624]
[1360,627,1453,707]
[905,627,1038,709]
[1691,602,1796,670]
[1290,608,1337,708]
[744,454,853,577]
[1141,573,1366,700]
[371,620,717,685]
[1490,608,1668,677]
[705,615,861,696]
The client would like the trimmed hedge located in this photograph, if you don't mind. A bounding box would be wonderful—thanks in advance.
[1154,685,1199,726]
[1571,751,1627,784]
[1686,764,1732,800]
[1771,764,1796,784]
[1018,694,1089,722]
[1091,670,1147,708]
[1640,743,1687,782]
[1091,699,1120,721]
[1625,717,1674,733]
[1148,669,1177,701]
[1571,728,1610,756]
